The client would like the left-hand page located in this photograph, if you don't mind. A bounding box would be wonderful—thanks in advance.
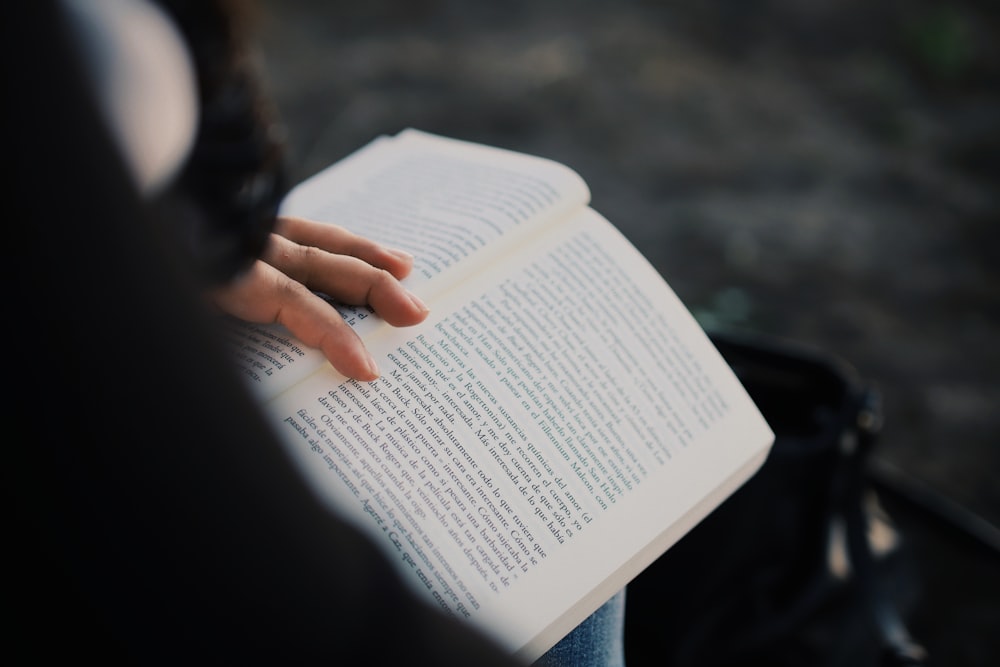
[219,129,592,401]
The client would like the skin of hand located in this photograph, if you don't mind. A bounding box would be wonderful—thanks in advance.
[210,216,429,381]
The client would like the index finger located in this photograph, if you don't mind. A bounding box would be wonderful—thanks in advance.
[274,216,414,280]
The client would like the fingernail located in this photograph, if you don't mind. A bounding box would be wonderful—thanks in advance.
[365,351,380,379]
[408,291,429,314]
[387,247,414,262]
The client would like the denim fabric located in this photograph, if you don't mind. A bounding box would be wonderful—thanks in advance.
[533,588,626,667]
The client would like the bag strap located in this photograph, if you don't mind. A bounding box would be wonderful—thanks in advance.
[837,384,927,666]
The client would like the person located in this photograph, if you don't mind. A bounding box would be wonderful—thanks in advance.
[6,1,625,664]
[62,0,431,381]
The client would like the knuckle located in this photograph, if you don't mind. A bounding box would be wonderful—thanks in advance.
[296,244,323,280]
[370,267,396,291]
[272,272,308,300]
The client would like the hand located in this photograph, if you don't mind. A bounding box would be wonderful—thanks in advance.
[210,216,429,381]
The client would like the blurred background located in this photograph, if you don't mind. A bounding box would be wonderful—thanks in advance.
[249,0,997,664]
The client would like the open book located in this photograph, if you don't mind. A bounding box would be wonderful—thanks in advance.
[222,129,774,662]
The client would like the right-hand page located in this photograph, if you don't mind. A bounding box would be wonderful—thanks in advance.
[265,205,774,660]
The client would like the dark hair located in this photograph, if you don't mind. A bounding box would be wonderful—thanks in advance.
[155,0,288,285]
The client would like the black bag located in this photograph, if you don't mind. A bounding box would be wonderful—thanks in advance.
[625,332,927,667]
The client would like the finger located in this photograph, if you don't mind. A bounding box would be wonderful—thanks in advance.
[210,261,381,380]
[273,216,414,280]
[261,234,430,327]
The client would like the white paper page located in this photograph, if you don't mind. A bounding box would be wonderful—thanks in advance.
[263,208,774,658]
[217,319,329,401]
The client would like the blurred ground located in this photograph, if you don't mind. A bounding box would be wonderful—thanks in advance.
[250,1,998,664]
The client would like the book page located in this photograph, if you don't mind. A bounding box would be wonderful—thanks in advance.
[263,208,774,659]
[227,130,592,401]
[217,319,328,400]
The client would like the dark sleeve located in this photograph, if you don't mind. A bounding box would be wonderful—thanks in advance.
[3,3,517,665]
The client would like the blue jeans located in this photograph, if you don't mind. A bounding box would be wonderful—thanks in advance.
[533,588,626,667]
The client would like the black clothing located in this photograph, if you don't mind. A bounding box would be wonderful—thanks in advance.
[5,4,516,664]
